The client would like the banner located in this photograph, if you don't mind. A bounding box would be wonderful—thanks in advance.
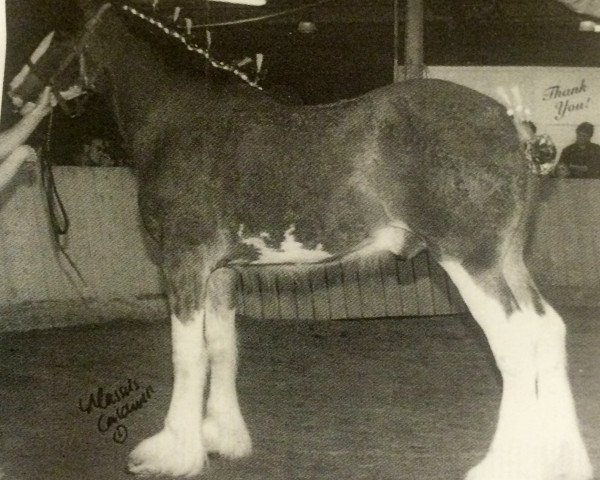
[428,66,600,155]
[539,74,592,124]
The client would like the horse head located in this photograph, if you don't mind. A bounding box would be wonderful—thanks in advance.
[8,2,113,117]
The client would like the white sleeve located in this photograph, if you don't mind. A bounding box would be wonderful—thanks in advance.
[556,0,600,17]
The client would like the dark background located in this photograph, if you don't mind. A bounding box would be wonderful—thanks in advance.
[3,0,599,162]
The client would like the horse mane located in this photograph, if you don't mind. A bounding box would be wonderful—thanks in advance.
[112,4,254,88]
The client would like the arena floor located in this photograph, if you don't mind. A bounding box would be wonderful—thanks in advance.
[0,307,598,480]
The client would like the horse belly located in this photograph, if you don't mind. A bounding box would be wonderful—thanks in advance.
[235,224,335,265]
[229,182,400,266]
[223,108,412,265]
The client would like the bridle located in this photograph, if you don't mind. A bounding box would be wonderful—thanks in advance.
[25,3,113,118]
[24,56,86,119]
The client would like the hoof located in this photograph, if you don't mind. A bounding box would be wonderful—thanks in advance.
[465,455,543,480]
[127,428,206,477]
[202,415,252,459]
[465,445,593,480]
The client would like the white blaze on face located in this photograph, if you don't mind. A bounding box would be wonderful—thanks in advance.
[238,225,333,264]
[9,31,56,99]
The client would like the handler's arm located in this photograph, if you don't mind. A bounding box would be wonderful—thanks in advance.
[0,87,54,159]
[0,145,36,190]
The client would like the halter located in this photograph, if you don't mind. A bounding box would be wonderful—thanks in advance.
[24,54,86,118]
[26,3,113,118]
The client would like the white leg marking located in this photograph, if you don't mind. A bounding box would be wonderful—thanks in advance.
[128,311,207,477]
[441,260,592,480]
[203,299,252,458]
[535,303,593,480]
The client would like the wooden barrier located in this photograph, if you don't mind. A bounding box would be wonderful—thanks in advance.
[0,168,596,330]
[0,168,162,300]
[234,252,465,321]
[526,179,600,306]
[0,167,165,330]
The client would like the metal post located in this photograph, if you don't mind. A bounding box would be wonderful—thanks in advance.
[404,0,424,80]
[0,0,6,119]
[393,0,400,81]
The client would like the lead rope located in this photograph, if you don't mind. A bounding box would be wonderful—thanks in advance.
[41,110,88,286]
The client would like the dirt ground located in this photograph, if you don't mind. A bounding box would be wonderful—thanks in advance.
[0,306,598,480]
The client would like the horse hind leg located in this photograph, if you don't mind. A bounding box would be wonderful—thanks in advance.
[440,249,592,480]
[202,267,252,458]
[128,247,213,477]
[503,254,592,480]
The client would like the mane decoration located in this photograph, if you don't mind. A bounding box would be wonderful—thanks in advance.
[524,133,558,176]
[120,4,264,91]
[495,86,558,176]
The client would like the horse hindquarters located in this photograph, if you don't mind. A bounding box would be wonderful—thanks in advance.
[440,249,592,480]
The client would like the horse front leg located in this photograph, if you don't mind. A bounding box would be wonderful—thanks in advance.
[202,267,252,458]
[128,249,209,477]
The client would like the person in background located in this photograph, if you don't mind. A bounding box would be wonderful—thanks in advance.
[76,136,116,167]
[0,86,54,190]
[553,161,571,178]
[557,122,600,179]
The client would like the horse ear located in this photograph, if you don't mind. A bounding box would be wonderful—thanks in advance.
[76,1,114,32]
[78,0,110,21]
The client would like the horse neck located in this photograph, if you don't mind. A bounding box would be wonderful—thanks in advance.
[92,12,174,146]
